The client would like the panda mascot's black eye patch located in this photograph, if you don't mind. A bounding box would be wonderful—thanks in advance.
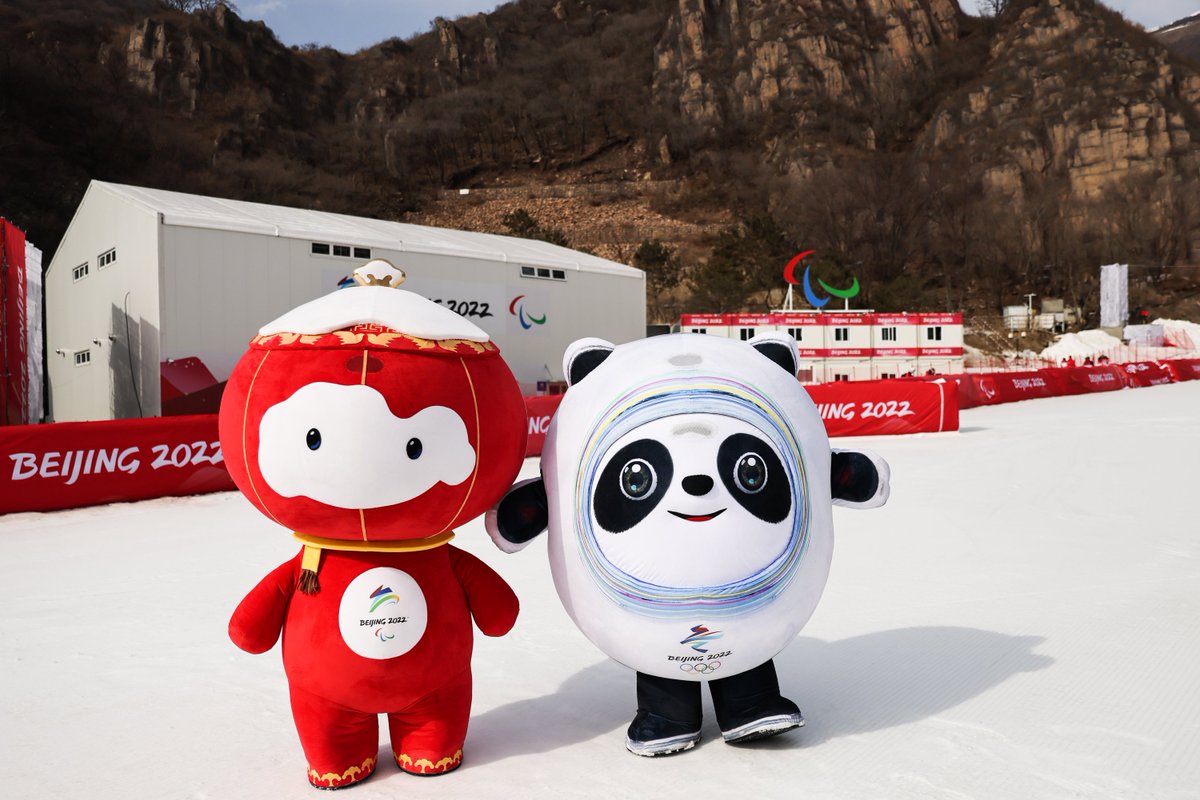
[593,439,674,534]
[717,433,791,523]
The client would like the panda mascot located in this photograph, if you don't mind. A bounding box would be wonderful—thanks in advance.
[487,332,889,756]
[221,260,527,788]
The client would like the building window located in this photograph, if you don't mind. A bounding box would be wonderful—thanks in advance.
[881,372,897,379]
[521,265,567,281]
[353,247,371,259]
[98,248,116,269]
[881,326,897,341]
[834,327,849,342]
[739,327,755,341]
[689,328,707,335]
[833,373,850,382]
[927,326,943,341]
[72,263,89,282]
[311,243,331,255]
[333,245,351,257]
[797,367,814,383]
[786,327,803,341]
[74,349,91,367]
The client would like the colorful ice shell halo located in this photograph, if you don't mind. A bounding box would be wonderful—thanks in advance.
[219,259,527,542]
[541,333,846,681]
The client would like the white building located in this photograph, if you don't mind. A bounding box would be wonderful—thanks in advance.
[46,181,644,421]
[677,311,964,382]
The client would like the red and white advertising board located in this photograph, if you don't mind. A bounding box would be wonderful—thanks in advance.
[1164,359,1200,382]
[524,394,563,457]
[1,414,234,514]
[1120,361,1175,388]
[804,379,959,437]
[2,218,30,425]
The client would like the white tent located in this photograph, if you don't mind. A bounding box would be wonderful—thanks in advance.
[46,181,644,421]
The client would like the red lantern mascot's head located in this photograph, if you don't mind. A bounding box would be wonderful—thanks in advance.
[221,259,526,788]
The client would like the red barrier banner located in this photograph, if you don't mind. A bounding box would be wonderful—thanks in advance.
[1,414,234,514]
[805,379,958,437]
[1054,365,1127,395]
[1121,361,1175,388]
[1163,359,1200,382]
[524,394,564,457]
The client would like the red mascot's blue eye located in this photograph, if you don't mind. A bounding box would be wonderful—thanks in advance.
[306,428,321,450]
[406,437,423,459]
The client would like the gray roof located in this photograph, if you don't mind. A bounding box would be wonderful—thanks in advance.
[92,181,641,278]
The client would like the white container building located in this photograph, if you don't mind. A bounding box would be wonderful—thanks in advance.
[45,181,645,421]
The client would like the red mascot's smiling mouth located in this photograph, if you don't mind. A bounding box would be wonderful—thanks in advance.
[668,509,726,522]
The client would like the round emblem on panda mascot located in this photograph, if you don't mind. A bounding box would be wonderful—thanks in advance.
[540,334,837,682]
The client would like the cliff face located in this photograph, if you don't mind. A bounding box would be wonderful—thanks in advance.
[927,0,1200,201]
[652,0,961,152]
[4,0,1200,317]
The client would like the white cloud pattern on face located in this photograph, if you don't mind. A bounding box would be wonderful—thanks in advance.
[257,382,475,509]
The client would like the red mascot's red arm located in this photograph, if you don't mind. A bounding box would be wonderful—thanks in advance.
[448,545,519,637]
[229,553,301,654]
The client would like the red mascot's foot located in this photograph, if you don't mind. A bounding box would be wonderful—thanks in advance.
[307,756,377,790]
[394,749,463,776]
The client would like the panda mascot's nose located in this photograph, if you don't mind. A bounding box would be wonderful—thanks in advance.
[681,474,714,496]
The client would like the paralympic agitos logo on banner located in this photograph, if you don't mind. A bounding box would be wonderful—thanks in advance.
[785,250,860,308]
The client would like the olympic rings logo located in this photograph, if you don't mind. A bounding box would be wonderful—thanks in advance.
[680,661,722,674]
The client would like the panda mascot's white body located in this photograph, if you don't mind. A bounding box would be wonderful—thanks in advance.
[488,333,889,756]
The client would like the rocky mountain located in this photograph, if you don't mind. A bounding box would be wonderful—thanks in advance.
[3,0,1199,323]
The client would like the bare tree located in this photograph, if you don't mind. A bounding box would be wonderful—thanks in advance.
[975,0,1011,17]
[163,1,239,13]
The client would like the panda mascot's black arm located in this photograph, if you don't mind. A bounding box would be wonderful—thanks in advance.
[486,338,617,553]
[486,476,549,554]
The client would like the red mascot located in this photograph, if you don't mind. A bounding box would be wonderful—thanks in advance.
[220,260,526,788]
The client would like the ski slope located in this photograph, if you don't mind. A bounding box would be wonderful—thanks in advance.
[3,382,1199,800]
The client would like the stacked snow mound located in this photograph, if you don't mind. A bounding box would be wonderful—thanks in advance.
[1041,330,1123,362]
[1040,319,1200,364]
[1156,318,1200,351]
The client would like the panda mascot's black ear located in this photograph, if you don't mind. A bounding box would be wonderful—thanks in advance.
[563,338,616,386]
[748,332,799,376]
[486,478,549,553]
[831,449,890,509]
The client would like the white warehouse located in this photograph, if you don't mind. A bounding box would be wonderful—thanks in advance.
[46,181,645,421]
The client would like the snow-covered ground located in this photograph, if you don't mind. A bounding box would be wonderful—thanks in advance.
[4,383,1200,800]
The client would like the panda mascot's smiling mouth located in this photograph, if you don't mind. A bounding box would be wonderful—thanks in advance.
[668,509,727,522]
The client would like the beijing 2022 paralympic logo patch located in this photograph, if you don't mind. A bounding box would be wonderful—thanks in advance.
[338,567,428,659]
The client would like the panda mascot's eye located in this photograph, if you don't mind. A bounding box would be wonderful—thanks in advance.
[620,459,656,500]
[406,437,423,459]
[594,439,674,534]
[306,428,322,451]
[718,433,791,523]
[734,453,767,494]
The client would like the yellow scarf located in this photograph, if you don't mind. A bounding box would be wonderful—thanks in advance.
[293,530,455,595]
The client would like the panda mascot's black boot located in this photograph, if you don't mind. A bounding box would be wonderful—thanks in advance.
[626,673,703,757]
[710,660,804,744]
